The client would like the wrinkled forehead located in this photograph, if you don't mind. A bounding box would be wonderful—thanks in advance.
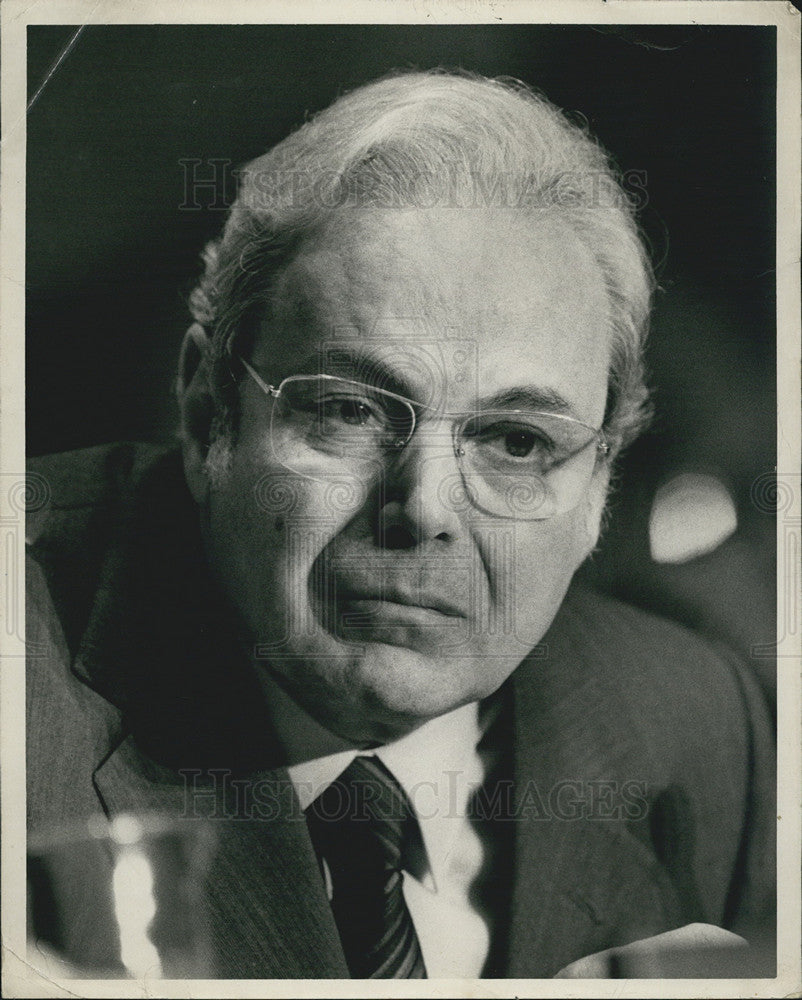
[257,208,611,424]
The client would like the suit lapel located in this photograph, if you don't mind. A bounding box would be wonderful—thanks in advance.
[93,733,348,978]
[73,451,348,977]
[503,591,682,977]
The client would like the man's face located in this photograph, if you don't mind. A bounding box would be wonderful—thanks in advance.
[194,208,611,744]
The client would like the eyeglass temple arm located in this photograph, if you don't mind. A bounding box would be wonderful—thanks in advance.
[240,358,280,397]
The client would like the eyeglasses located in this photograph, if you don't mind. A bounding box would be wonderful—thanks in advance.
[240,359,609,520]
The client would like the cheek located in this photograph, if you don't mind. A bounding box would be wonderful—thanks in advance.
[205,456,359,635]
[476,513,593,646]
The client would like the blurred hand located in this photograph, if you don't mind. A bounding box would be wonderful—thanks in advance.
[554,923,748,978]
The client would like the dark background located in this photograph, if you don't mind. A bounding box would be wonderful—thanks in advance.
[26,24,777,695]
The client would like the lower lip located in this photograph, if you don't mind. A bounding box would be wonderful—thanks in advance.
[338,599,462,628]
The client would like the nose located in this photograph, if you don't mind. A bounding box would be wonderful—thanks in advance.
[378,433,464,548]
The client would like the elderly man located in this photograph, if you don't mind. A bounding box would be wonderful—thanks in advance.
[26,71,774,979]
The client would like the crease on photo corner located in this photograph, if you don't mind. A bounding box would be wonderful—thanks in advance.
[26,23,87,115]
[3,939,82,1000]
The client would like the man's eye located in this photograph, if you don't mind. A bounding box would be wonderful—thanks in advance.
[502,427,538,458]
[473,422,554,462]
[321,395,379,427]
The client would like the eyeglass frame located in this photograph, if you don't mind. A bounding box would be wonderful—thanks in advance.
[238,356,611,518]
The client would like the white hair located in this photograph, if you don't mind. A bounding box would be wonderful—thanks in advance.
[188,69,653,453]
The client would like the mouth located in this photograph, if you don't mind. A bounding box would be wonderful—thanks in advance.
[338,600,462,633]
[336,586,468,622]
[331,595,468,653]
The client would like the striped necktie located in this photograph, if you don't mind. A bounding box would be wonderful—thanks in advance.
[305,755,427,978]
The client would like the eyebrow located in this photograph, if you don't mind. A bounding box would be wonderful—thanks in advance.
[476,386,576,417]
[304,347,579,418]
[304,347,418,399]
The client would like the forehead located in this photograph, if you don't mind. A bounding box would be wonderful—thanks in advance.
[259,208,611,423]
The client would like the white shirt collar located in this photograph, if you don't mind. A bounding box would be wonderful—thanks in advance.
[258,669,491,892]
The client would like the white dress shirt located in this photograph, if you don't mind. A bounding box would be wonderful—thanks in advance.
[259,670,502,977]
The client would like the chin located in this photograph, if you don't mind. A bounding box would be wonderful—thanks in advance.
[345,641,516,742]
[288,641,489,743]
[360,643,472,707]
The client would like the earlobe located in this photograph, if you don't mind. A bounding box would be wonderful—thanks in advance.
[183,437,211,507]
[177,322,215,506]
[582,506,604,558]
[581,462,612,556]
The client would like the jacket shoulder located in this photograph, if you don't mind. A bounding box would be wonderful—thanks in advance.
[546,584,772,784]
[26,442,177,656]
[25,443,179,831]
[553,584,764,716]
[27,442,174,542]
[538,584,775,929]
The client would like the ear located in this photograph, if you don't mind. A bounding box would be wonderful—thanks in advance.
[580,459,613,557]
[177,322,216,506]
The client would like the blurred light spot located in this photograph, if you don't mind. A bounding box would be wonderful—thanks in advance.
[649,473,737,564]
[110,814,144,846]
[112,847,162,979]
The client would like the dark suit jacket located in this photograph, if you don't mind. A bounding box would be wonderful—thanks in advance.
[25,443,775,978]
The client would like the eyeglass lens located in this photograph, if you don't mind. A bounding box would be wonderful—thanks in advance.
[268,376,599,519]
